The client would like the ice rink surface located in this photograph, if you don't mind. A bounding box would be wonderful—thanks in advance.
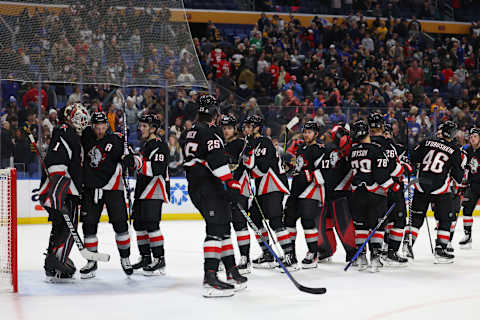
[1,218,480,320]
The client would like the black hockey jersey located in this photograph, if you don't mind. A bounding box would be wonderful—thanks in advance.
[39,123,83,198]
[411,138,465,195]
[242,135,289,196]
[133,137,170,201]
[322,142,353,195]
[291,142,326,204]
[465,145,480,188]
[349,142,394,195]
[182,122,234,188]
[81,126,125,190]
[225,137,251,197]
[371,135,404,180]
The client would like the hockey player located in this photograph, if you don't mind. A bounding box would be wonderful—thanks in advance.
[242,115,295,270]
[458,127,480,249]
[183,95,247,298]
[123,114,170,275]
[220,114,252,274]
[368,114,408,266]
[349,120,395,272]
[316,124,357,263]
[284,120,326,269]
[39,103,89,281]
[406,121,465,263]
[79,112,133,278]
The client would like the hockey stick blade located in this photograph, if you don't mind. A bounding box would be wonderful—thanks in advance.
[286,116,299,131]
[235,202,326,295]
[79,249,110,262]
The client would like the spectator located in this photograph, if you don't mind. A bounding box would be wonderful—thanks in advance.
[22,83,47,110]
[0,121,14,168]
[42,109,57,135]
[167,135,184,177]
[67,86,82,105]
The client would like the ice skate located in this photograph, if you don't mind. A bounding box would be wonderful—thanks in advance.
[226,266,248,291]
[357,252,369,271]
[143,257,166,276]
[132,255,152,270]
[384,249,408,267]
[301,252,318,269]
[279,252,300,272]
[80,260,97,279]
[203,270,235,298]
[237,256,251,275]
[459,232,472,249]
[252,251,276,269]
[369,250,383,273]
[121,257,134,276]
[434,246,455,264]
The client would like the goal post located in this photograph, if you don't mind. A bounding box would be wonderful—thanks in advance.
[0,168,17,293]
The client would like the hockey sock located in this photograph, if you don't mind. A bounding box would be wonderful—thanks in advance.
[463,216,473,234]
[275,228,293,253]
[404,226,419,246]
[84,235,99,252]
[203,236,221,271]
[304,228,319,253]
[235,229,250,257]
[115,232,131,258]
[388,228,403,251]
[355,229,369,249]
[135,231,150,256]
[220,236,235,270]
[255,227,269,252]
[287,227,297,255]
[449,220,457,241]
[369,230,384,251]
[437,229,450,249]
[148,229,165,258]
[384,222,393,246]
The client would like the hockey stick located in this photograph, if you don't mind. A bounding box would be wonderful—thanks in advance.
[235,202,326,295]
[344,203,396,272]
[424,213,435,254]
[24,126,110,262]
[252,195,284,258]
[116,89,133,224]
[283,116,299,155]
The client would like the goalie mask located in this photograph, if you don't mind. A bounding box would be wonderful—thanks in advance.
[67,103,89,134]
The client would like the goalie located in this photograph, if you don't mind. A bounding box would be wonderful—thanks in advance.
[38,103,89,282]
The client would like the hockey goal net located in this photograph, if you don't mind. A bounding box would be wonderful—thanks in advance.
[0,168,17,292]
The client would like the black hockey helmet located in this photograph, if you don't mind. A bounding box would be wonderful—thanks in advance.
[90,112,108,124]
[469,127,480,137]
[220,114,237,127]
[198,94,219,116]
[368,112,384,129]
[384,123,393,135]
[303,120,319,132]
[139,114,160,129]
[350,120,369,142]
[244,114,264,128]
[441,120,457,140]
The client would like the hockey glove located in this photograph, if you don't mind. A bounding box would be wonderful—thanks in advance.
[224,178,241,203]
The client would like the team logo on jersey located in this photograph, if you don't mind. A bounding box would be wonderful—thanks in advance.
[88,145,107,168]
[295,155,306,172]
[470,156,479,174]
[330,151,340,168]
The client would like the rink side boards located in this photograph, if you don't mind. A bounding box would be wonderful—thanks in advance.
[16,178,480,224]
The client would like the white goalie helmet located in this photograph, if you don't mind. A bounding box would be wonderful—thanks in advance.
[67,103,90,134]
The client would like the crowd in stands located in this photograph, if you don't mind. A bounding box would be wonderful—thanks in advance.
[1,1,480,178]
